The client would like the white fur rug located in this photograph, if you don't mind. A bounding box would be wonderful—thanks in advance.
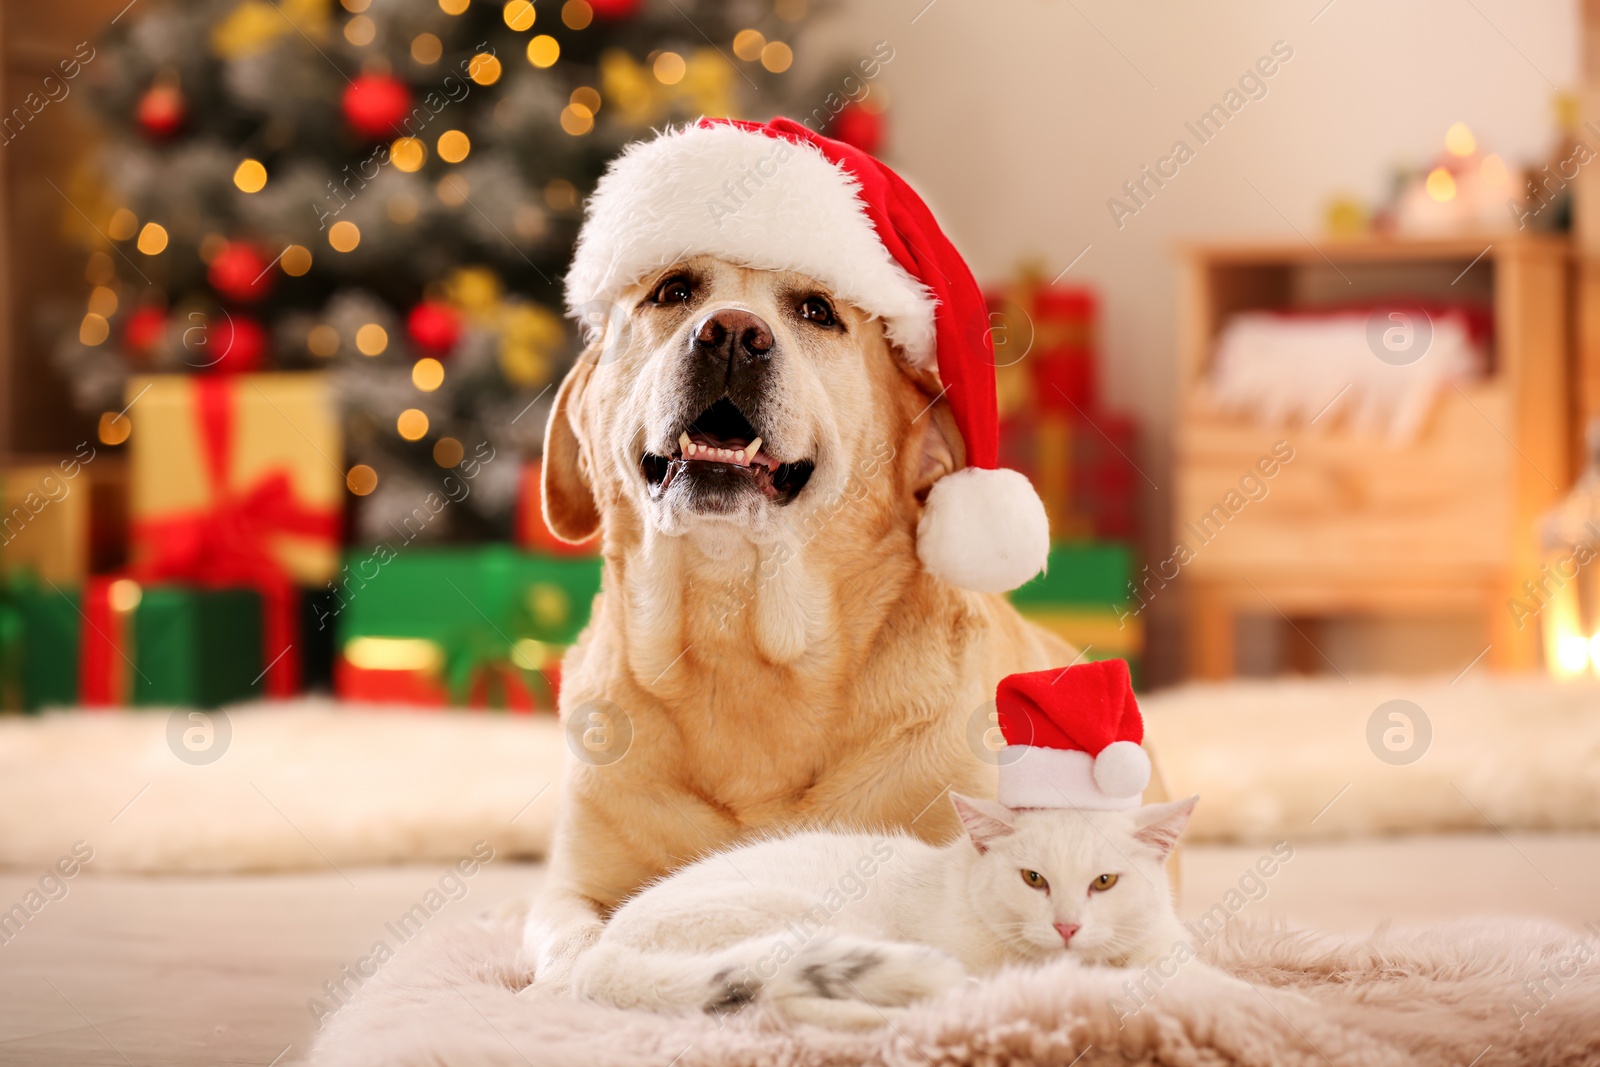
[308,910,1600,1067]
[1142,674,1600,844]
[1,674,1596,871]
[0,702,562,872]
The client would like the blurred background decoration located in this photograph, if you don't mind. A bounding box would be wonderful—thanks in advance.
[1,0,903,713]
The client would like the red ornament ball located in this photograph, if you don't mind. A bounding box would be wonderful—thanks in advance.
[828,102,885,156]
[406,301,463,355]
[207,242,275,303]
[122,306,167,357]
[136,83,186,139]
[207,313,268,374]
[341,74,413,141]
[587,0,642,17]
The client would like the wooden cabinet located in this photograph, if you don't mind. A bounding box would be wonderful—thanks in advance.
[1175,236,1570,678]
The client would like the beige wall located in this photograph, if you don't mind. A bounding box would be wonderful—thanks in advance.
[809,0,1578,680]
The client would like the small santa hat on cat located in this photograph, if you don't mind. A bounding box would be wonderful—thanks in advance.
[995,658,1151,811]
[565,117,1049,593]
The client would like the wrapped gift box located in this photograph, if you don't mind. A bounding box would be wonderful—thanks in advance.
[1011,542,1142,678]
[123,373,342,695]
[80,580,264,708]
[0,582,80,711]
[128,373,342,585]
[0,458,93,585]
[333,546,598,710]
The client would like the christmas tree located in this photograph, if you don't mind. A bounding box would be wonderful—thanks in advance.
[55,0,872,543]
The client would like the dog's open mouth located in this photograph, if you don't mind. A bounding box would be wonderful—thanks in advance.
[640,398,814,507]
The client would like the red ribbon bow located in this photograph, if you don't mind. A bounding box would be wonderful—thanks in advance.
[81,377,339,703]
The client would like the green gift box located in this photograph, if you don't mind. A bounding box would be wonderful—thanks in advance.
[130,586,264,708]
[16,585,81,711]
[78,581,264,709]
[333,546,602,708]
[334,545,602,646]
[1009,541,1135,610]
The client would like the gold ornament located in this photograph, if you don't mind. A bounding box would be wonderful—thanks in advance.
[211,0,330,60]
[497,302,563,387]
[441,266,503,320]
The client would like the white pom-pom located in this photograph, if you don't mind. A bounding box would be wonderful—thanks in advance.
[917,467,1049,593]
[1093,741,1151,799]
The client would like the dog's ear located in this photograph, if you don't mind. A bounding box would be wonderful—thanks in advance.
[541,352,601,543]
[911,383,964,500]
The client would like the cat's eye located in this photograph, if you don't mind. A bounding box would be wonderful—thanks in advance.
[650,274,695,305]
[796,295,837,327]
[1020,869,1049,892]
[1090,873,1120,892]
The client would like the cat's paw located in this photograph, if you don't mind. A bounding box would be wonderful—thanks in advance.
[788,936,966,1009]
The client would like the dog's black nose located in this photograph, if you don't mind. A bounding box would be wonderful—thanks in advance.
[694,309,773,363]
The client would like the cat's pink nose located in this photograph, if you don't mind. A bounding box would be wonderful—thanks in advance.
[1054,922,1080,946]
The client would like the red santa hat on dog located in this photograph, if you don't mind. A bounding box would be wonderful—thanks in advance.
[995,659,1151,811]
[564,117,1049,594]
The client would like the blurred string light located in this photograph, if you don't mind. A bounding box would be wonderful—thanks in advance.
[562,0,592,29]
[356,323,388,355]
[98,411,132,446]
[433,437,464,467]
[413,357,445,391]
[411,33,443,64]
[1445,121,1476,157]
[760,41,793,73]
[391,136,426,171]
[561,103,593,135]
[329,220,361,251]
[439,0,469,14]
[80,313,109,345]
[469,52,502,85]
[437,129,471,162]
[281,244,313,276]
[504,0,536,30]
[397,408,429,440]
[544,179,578,210]
[571,86,601,113]
[1425,167,1456,203]
[108,209,137,241]
[527,34,559,67]
[88,286,117,317]
[732,30,765,61]
[1481,152,1510,187]
[653,51,686,84]
[344,15,376,46]
[137,222,169,255]
[233,158,267,192]
[308,324,340,356]
[341,0,370,10]
[437,175,468,205]
[346,463,378,495]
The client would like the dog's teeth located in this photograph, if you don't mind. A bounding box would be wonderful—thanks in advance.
[678,432,691,454]
[748,437,762,458]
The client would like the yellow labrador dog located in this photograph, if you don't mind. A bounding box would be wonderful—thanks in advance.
[525,253,1076,985]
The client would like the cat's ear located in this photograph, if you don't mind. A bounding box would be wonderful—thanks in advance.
[1131,795,1198,859]
[950,793,1017,854]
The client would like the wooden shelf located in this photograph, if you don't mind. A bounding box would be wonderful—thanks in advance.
[1174,235,1571,678]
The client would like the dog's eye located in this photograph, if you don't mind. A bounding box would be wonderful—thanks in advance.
[796,296,836,327]
[651,275,695,305]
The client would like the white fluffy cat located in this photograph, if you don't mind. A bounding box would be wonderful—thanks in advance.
[570,793,1201,1028]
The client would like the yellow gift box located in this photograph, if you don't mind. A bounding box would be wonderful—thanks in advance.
[127,373,343,585]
